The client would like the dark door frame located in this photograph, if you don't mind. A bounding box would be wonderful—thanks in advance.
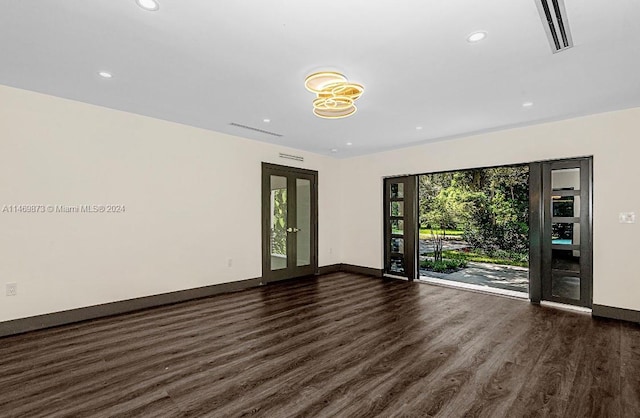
[529,157,593,307]
[261,162,318,283]
[383,175,418,280]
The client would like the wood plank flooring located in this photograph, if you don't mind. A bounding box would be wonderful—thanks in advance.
[1,272,639,417]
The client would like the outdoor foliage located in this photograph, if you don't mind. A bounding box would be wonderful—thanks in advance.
[419,166,529,264]
[271,189,287,255]
[420,258,468,273]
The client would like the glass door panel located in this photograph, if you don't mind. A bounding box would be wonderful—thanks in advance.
[391,201,404,217]
[551,223,580,247]
[551,168,580,191]
[391,219,404,235]
[391,237,404,254]
[296,178,311,267]
[390,183,404,198]
[552,273,581,300]
[270,175,287,271]
[389,256,405,274]
[552,195,580,217]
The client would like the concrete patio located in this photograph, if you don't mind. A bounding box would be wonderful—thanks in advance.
[419,261,529,294]
[419,238,529,295]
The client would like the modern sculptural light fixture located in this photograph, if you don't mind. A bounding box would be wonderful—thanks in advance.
[304,71,364,119]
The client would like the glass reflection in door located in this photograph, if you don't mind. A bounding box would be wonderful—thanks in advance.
[549,167,581,301]
[296,178,311,267]
[270,175,287,270]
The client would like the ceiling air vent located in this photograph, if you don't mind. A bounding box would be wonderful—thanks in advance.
[535,0,573,53]
[279,153,304,162]
[229,122,283,137]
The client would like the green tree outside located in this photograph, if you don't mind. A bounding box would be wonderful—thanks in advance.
[420,165,529,266]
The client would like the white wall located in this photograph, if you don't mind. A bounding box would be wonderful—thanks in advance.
[0,86,341,322]
[3,83,639,322]
[340,108,640,312]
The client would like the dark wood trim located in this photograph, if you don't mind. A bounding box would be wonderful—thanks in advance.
[261,165,273,281]
[317,264,342,275]
[341,264,384,277]
[528,162,542,303]
[383,179,391,275]
[0,265,381,337]
[541,161,553,302]
[593,304,640,324]
[406,175,418,281]
[319,263,384,277]
[0,277,262,338]
[582,158,594,307]
[407,157,592,178]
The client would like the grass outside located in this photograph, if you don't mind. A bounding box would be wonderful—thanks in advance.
[419,229,464,239]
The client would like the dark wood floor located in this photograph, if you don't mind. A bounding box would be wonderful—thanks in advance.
[1,272,639,417]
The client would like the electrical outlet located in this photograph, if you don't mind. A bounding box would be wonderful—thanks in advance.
[6,283,17,297]
[619,212,636,224]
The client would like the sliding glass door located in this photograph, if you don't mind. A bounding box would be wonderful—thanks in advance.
[383,158,592,310]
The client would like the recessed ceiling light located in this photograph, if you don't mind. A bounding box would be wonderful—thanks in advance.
[416,126,423,130]
[522,101,534,107]
[98,71,113,79]
[263,118,271,123]
[467,31,487,43]
[136,0,159,11]
[330,148,338,153]
[346,142,353,146]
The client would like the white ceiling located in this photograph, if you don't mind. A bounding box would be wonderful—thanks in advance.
[1,1,639,157]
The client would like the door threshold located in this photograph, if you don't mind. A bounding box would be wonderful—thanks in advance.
[383,274,409,281]
[540,300,592,314]
[418,276,529,300]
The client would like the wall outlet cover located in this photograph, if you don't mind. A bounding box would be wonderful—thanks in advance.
[619,212,636,224]
[6,283,17,296]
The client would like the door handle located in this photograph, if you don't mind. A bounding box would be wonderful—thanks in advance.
[286,227,293,233]
[286,227,302,233]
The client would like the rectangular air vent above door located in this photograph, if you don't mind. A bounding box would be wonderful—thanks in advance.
[535,0,573,53]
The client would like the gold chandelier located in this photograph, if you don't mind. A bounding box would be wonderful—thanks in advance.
[304,71,364,119]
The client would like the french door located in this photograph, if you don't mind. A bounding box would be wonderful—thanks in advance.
[261,163,318,283]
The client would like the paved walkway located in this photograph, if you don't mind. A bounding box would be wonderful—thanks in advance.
[420,238,529,294]
[419,239,470,254]
[420,261,529,294]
